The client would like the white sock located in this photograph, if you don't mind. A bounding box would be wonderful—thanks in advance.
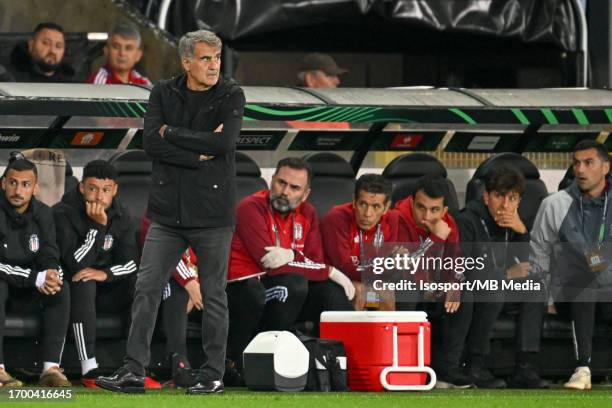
[43,362,59,372]
[0,363,4,370]
[81,358,98,376]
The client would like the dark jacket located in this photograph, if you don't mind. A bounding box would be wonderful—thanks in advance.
[143,74,245,228]
[0,194,61,288]
[53,187,137,282]
[8,43,75,83]
[456,199,530,280]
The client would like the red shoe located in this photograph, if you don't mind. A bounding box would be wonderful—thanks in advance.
[144,376,161,389]
[81,377,98,388]
[81,368,99,388]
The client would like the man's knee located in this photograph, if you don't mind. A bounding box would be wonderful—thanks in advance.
[228,278,266,313]
[283,274,309,301]
[70,280,95,304]
[315,280,353,311]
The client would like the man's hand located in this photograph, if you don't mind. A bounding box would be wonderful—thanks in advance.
[197,124,223,161]
[159,124,168,138]
[261,246,294,269]
[423,218,451,240]
[444,289,460,313]
[329,267,356,300]
[72,267,108,283]
[38,269,62,295]
[495,208,527,234]
[184,280,203,312]
[506,262,532,280]
[85,201,107,226]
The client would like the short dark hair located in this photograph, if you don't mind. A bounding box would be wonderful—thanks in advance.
[574,139,610,163]
[485,166,525,195]
[82,160,118,182]
[415,174,448,205]
[33,22,64,36]
[354,174,392,204]
[275,157,312,186]
[4,157,38,179]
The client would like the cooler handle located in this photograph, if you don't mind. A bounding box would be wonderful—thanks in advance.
[379,325,437,391]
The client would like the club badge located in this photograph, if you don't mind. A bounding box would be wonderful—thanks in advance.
[103,234,114,251]
[28,234,39,252]
[293,222,303,241]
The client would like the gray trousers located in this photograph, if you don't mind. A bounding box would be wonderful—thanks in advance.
[124,221,233,378]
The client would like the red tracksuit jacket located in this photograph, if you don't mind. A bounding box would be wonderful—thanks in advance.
[395,195,461,282]
[320,202,404,282]
[228,190,329,282]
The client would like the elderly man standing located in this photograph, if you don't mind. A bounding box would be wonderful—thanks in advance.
[97,29,245,395]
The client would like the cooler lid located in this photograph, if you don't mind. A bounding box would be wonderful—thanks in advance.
[321,311,428,323]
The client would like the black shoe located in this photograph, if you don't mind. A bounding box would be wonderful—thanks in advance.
[435,367,473,389]
[96,366,145,394]
[507,363,550,389]
[187,379,224,395]
[466,364,506,389]
[170,353,192,375]
[223,359,243,387]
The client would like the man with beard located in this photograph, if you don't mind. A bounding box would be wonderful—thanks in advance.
[0,154,70,387]
[53,160,139,388]
[225,157,355,381]
[531,140,612,390]
[8,22,75,83]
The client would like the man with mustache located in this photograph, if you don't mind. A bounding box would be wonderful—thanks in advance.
[0,154,70,387]
[531,140,612,390]
[53,160,140,388]
[225,157,355,383]
[87,23,151,85]
[8,22,75,83]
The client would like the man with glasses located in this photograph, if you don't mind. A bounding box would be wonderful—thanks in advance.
[0,153,70,387]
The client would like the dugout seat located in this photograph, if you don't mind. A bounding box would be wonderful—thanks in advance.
[465,153,548,230]
[303,152,355,218]
[382,153,460,215]
[236,152,267,201]
[64,161,79,193]
[108,149,153,223]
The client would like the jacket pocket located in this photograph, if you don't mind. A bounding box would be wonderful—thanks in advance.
[192,178,228,217]
[148,173,174,216]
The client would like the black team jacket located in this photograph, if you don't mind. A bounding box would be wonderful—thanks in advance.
[52,187,137,282]
[143,73,245,228]
[0,194,61,287]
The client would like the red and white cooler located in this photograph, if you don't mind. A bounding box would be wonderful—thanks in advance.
[320,311,435,391]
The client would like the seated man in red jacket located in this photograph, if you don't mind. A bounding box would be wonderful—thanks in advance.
[320,173,403,310]
[226,157,354,375]
[395,174,472,388]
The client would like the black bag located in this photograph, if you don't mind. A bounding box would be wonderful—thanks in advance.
[297,333,349,392]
